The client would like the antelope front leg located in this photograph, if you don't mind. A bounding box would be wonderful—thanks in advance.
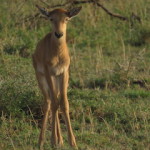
[33,70,51,150]
[51,104,58,147]
[59,72,77,148]
[46,75,61,147]
[39,99,50,150]
[56,112,63,146]
[48,103,63,147]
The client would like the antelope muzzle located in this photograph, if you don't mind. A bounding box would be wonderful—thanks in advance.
[55,32,63,38]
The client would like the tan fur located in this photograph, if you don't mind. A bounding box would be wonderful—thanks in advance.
[32,7,80,149]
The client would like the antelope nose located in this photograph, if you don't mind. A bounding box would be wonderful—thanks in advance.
[55,32,63,38]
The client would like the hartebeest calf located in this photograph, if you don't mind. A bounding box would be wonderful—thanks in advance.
[32,5,82,149]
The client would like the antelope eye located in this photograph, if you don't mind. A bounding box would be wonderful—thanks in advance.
[50,18,53,21]
[65,18,69,22]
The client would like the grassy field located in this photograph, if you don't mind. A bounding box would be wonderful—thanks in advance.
[0,0,150,149]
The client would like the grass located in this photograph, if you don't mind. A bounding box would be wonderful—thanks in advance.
[1,88,150,149]
[0,0,150,149]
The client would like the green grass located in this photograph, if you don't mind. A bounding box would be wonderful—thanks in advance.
[0,0,150,149]
[1,88,150,149]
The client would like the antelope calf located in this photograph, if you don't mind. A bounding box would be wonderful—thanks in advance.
[32,5,82,149]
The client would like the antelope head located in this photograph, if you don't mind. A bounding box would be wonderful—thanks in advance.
[36,5,82,39]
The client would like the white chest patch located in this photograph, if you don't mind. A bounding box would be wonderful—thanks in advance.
[49,65,68,76]
[36,63,68,76]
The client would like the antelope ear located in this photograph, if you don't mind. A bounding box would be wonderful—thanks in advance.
[36,4,49,17]
[67,6,82,18]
